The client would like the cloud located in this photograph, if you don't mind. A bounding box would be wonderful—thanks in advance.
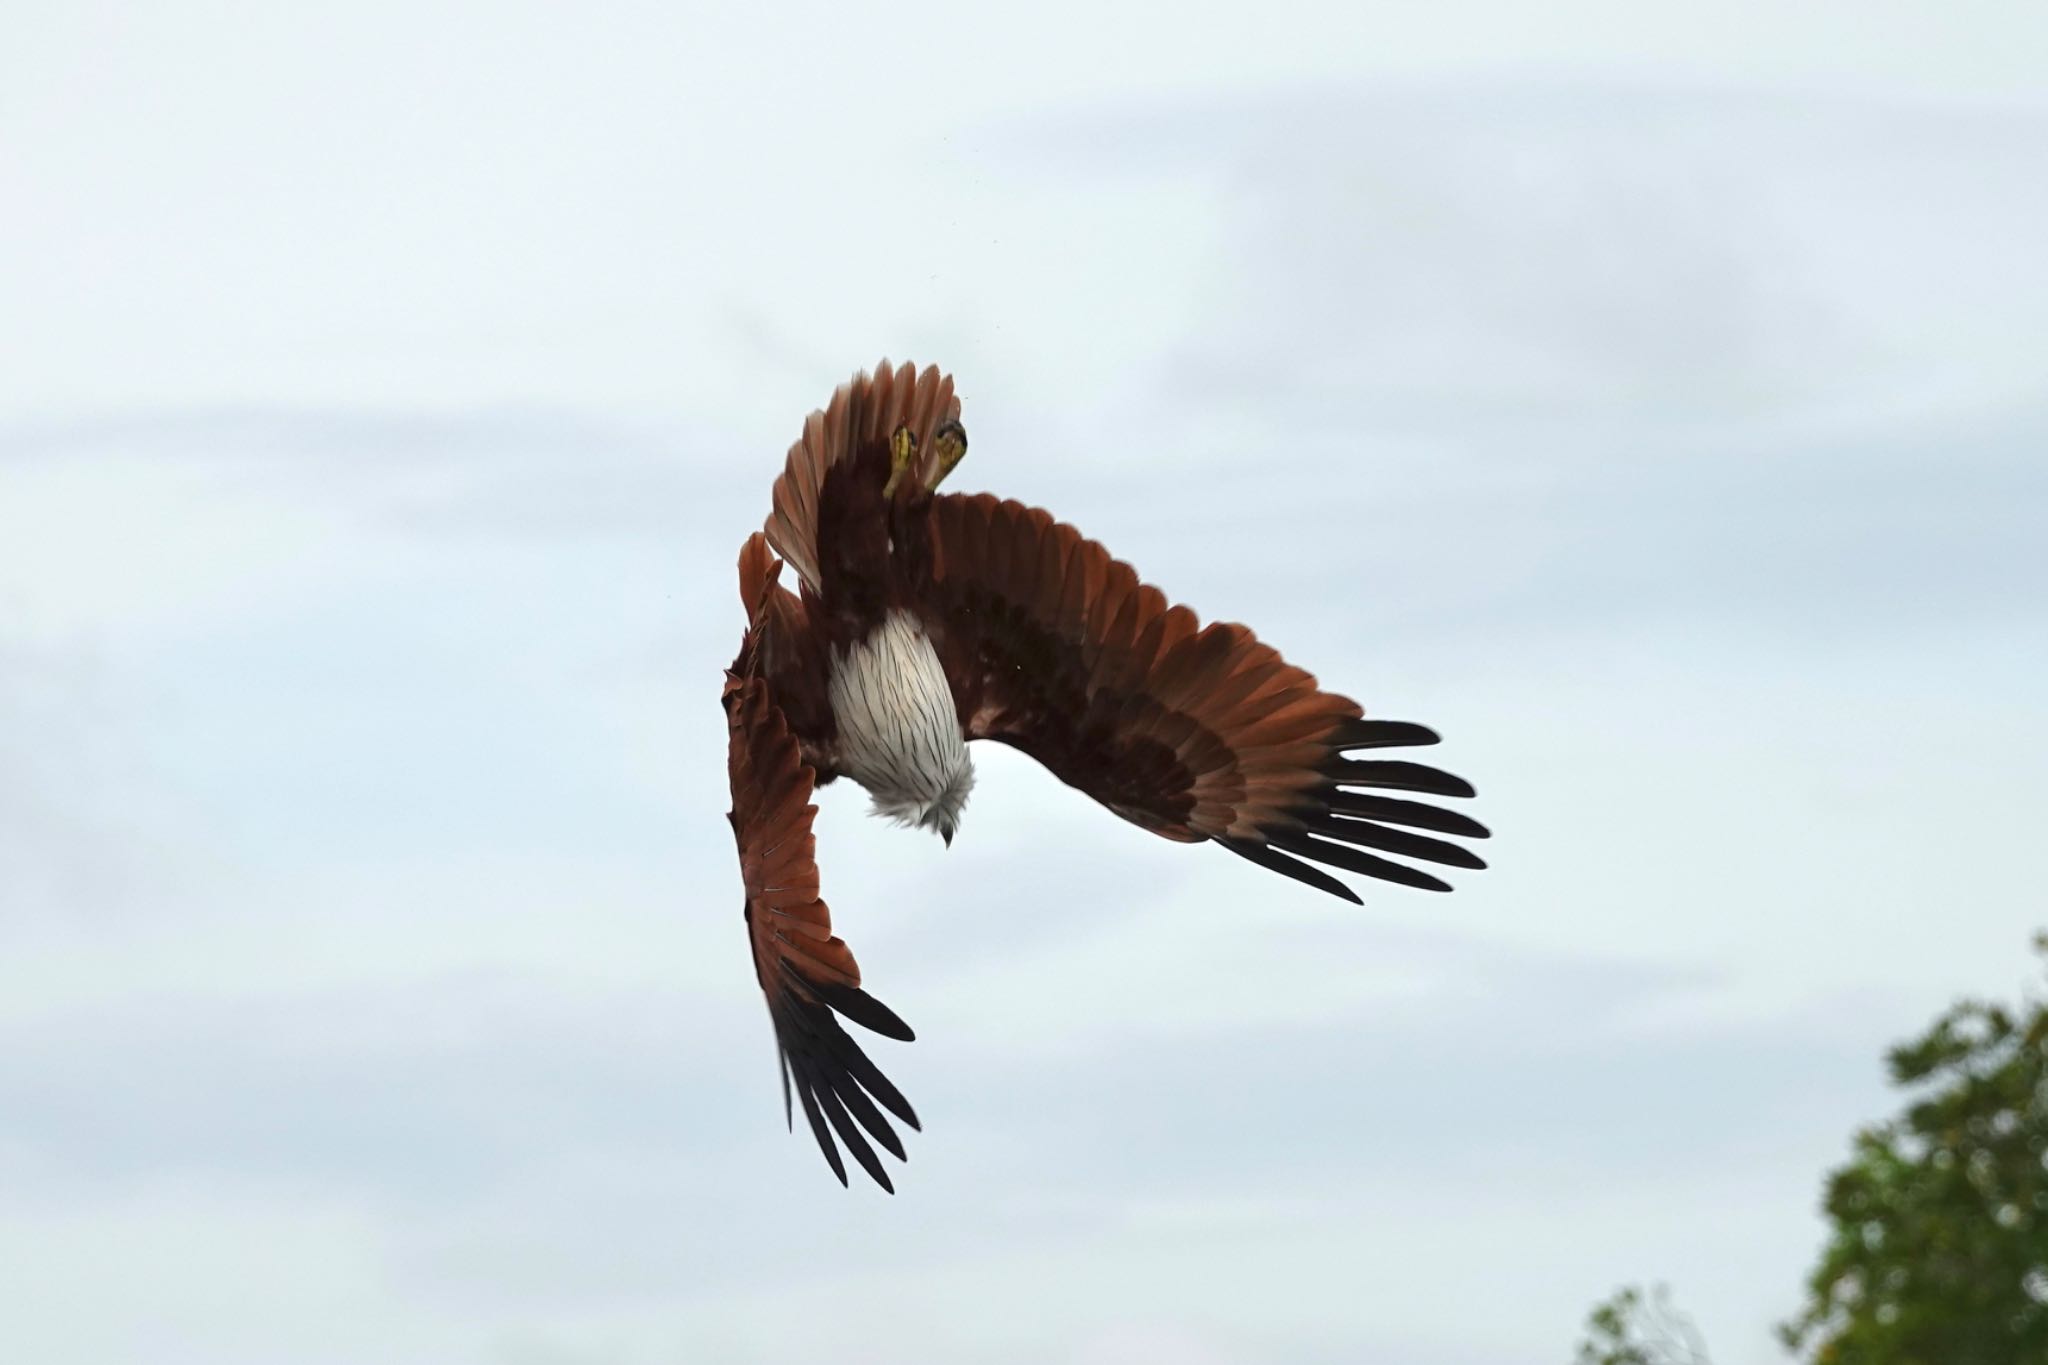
[4,319,2039,1365]
[1008,84,2048,430]
[5,24,2046,1365]
[0,920,1879,1364]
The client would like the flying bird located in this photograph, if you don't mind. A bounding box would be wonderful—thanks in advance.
[724,360,1488,1190]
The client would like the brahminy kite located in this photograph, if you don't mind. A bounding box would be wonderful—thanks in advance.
[724,360,1488,1190]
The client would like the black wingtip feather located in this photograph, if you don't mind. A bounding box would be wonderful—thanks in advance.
[791,990,920,1131]
[793,1077,848,1186]
[1326,759,1477,799]
[1331,718,1441,750]
[1325,791,1492,839]
[1220,836,1364,904]
[1307,814,1489,870]
[817,981,916,1041]
[834,1079,907,1161]
[789,1011,909,1156]
[771,981,917,1190]
[804,1058,896,1193]
[1270,831,1457,892]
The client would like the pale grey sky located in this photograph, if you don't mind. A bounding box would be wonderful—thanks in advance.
[3,3,2046,1363]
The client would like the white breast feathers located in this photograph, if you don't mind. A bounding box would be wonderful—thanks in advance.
[827,610,975,840]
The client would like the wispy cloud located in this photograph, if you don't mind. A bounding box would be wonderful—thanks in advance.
[4,13,2045,1365]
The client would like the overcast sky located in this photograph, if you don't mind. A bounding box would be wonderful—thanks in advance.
[4,3,2046,1363]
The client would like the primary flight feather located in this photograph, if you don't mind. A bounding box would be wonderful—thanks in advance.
[724,360,1488,1191]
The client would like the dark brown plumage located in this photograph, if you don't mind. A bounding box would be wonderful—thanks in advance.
[724,672,917,1191]
[724,360,1488,1189]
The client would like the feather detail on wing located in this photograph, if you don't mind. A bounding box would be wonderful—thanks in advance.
[764,359,962,594]
[723,673,919,1190]
[916,494,1489,902]
[732,532,835,753]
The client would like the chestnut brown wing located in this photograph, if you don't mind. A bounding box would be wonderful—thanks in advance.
[763,359,961,594]
[724,673,919,1190]
[916,494,1488,902]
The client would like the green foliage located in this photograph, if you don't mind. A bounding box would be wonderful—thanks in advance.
[1576,1284,1711,1365]
[1779,934,2048,1363]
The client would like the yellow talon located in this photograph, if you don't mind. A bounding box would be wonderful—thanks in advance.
[930,420,969,488]
[883,425,917,497]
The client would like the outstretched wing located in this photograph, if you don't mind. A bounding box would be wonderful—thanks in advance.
[763,359,963,594]
[916,494,1489,902]
[723,674,920,1190]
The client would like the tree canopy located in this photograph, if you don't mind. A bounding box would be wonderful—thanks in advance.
[1576,1284,1711,1365]
[1577,936,2048,1364]
[1778,935,2048,1363]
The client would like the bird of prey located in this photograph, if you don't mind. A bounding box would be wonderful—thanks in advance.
[724,360,1487,1190]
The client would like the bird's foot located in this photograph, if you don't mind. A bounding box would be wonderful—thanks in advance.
[929,420,969,488]
[883,424,918,498]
